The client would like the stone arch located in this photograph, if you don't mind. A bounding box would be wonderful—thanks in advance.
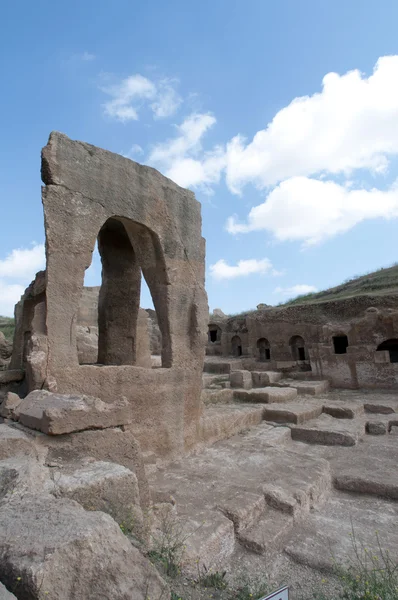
[87,215,172,367]
[257,337,270,361]
[289,335,307,361]
[231,335,242,357]
[208,323,222,344]
[377,339,398,363]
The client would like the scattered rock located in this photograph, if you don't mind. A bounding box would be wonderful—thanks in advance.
[366,421,387,435]
[0,494,169,600]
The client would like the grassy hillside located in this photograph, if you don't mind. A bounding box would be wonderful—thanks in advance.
[0,317,15,341]
[280,263,398,307]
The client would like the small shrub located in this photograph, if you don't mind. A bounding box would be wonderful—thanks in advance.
[148,511,200,578]
[199,564,227,589]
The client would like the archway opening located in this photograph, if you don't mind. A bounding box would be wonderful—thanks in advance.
[377,339,398,363]
[77,216,171,368]
[231,335,242,357]
[289,335,306,361]
[257,337,271,361]
[208,324,222,344]
[333,335,348,354]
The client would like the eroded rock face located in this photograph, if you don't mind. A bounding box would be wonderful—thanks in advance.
[0,332,12,371]
[0,424,169,600]
[0,495,168,600]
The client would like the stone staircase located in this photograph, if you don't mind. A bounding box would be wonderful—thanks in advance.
[149,377,398,579]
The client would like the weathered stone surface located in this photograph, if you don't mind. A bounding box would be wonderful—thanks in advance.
[230,370,252,389]
[76,324,98,364]
[366,420,387,435]
[0,393,22,420]
[365,402,395,414]
[53,458,144,537]
[31,426,151,516]
[0,583,16,599]
[218,491,266,533]
[238,507,293,555]
[195,404,265,449]
[333,443,398,499]
[0,495,169,600]
[263,403,322,424]
[322,402,364,419]
[251,371,282,387]
[180,511,235,575]
[234,387,297,404]
[279,379,330,395]
[291,414,364,446]
[0,332,12,371]
[0,424,38,460]
[285,493,398,572]
[18,390,132,434]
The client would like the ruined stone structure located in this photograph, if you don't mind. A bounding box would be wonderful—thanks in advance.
[207,295,398,389]
[2,133,398,600]
[6,132,208,457]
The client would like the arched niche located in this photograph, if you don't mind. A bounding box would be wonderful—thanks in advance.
[257,337,271,361]
[231,335,242,357]
[289,335,307,361]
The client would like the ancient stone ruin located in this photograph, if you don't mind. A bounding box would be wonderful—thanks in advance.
[207,298,398,388]
[1,132,398,600]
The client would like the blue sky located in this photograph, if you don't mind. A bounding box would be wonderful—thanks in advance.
[1,0,398,316]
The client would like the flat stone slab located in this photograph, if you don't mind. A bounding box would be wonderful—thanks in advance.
[234,387,297,404]
[322,401,364,419]
[291,413,364,446]
[333,442,398,499]
[203,358,243,374]
[197,404,265,447]
[285,492,398,572]
[365,402,397,414]
[279,380,329,395]
[18,390,132,434]
[263,403,322,424]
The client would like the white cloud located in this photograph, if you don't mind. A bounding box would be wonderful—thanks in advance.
[225,56,398,193]
[81,52,96,61]
[151,78,182,118]
[0,244,46,317]
[226,176,398,245]
[123,144,144,159]
[209,258,275,280]
[274,284,318,297]
[102,74,182,122]
[0,244,45,279]
[0,281,25,317]
[149,113,226,190]
[102,74,156,121]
